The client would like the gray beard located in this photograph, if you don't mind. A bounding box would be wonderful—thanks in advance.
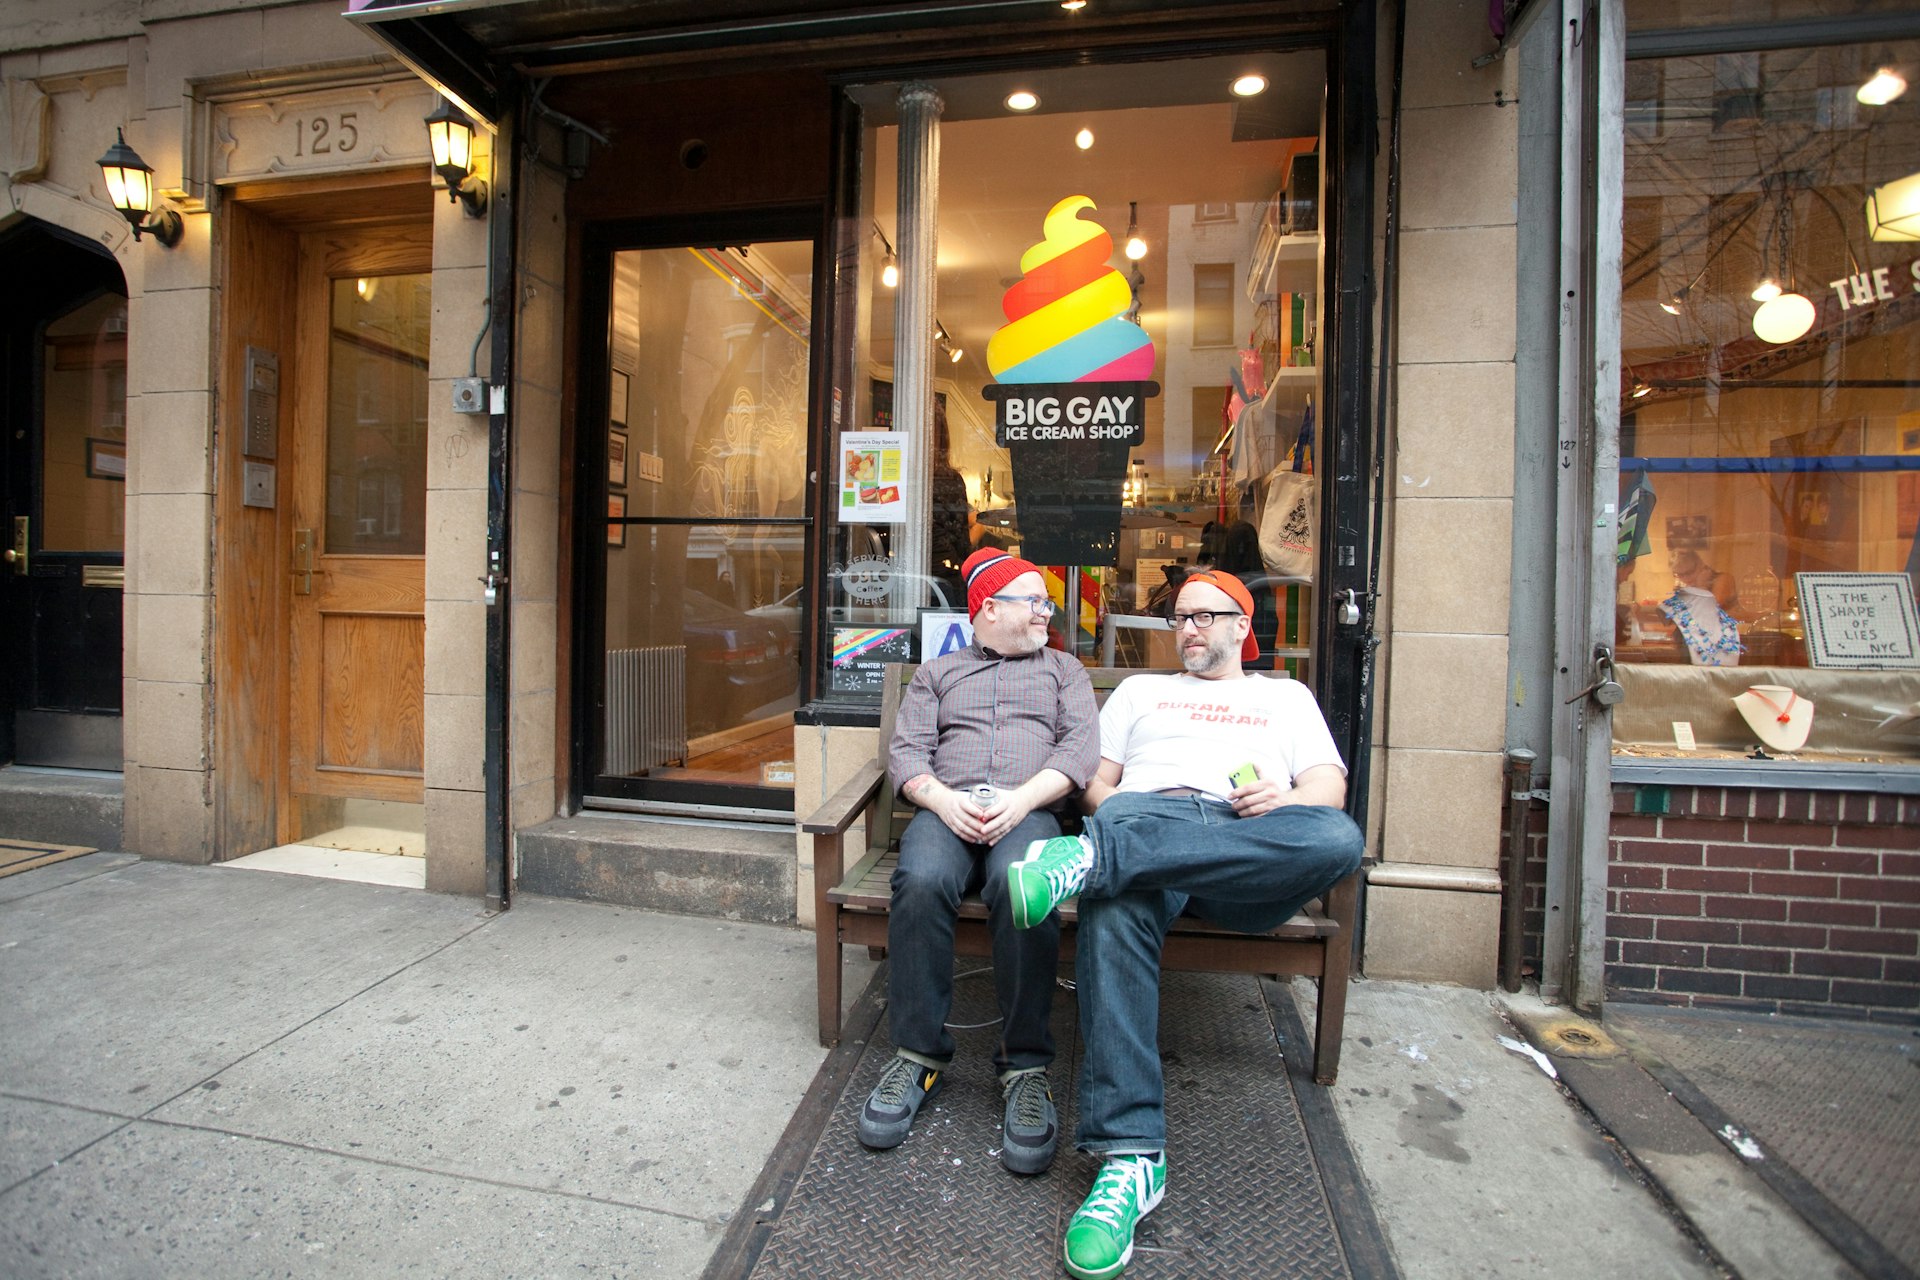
[1181,635,1232,675]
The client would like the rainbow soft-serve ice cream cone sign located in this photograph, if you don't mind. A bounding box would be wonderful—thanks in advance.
[982,195,1158,566]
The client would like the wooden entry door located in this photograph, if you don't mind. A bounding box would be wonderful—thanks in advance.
[285,226,432,819]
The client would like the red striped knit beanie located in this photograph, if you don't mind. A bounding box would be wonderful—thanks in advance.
[963,548,1042,619]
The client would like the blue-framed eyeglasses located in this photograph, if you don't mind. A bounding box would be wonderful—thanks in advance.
[990,594,1057,616]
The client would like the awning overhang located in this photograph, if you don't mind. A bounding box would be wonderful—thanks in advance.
[345,0,533,126]
[345,0,1339,125]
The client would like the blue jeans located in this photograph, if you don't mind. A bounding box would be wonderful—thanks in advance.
[888,807,1063,1074]
[1074,791,1365,1154]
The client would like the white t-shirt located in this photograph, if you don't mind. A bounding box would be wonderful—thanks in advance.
[1098,672,1347,800]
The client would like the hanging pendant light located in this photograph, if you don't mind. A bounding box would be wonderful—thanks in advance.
[1124,201,1147,261]
[1752,292,1816,344]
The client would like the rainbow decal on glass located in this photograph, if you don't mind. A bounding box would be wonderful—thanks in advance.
[831,627,909,666]
[987,196,1155,384]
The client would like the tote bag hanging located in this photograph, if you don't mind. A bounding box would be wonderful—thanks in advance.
[1258,401,1316,579]
[1259,469,1316,579]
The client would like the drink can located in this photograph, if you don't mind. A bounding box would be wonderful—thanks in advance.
[968,784,998,810]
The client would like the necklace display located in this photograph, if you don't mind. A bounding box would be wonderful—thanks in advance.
[1732,683,1814,753]
[1660,586,1743,666]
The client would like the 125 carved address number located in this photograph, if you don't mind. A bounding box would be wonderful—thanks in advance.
[292,113,359,157]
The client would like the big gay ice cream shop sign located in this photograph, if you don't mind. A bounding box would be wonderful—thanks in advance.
[982,195,1158,566]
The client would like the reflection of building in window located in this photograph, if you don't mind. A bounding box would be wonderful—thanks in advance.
[1189,385,1231,483]
[1192,262,1235,347]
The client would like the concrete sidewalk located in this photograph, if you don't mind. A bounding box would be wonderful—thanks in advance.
[1,853,874,1277]
[2,852,1900,1278]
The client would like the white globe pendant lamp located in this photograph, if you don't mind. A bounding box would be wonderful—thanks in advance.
[1752,291,1816,344]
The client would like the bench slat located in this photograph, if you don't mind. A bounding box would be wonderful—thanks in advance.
[828,848,1337,938]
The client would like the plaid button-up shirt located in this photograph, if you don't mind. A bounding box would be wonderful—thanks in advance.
[888,643,1099,799]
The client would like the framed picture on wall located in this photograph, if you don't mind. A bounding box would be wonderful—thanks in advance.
[1664,514,1710,550]
[86,438,126,481]
[607,492,627,548]
[609,369,629,427]
[609,430,628,489]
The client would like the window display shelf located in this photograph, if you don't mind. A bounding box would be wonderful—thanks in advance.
[1262,233,1320,295]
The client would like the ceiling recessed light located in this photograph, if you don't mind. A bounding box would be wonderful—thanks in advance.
[1075,127,1094,150]
[1005,90,1039,112]
[1060,0,1087,10]
[1231,73,1269,97]
[1858,67,1906,106]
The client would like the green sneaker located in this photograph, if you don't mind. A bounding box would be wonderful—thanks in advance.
[1009,835,1094,929]
[1064,1153,1167,1280]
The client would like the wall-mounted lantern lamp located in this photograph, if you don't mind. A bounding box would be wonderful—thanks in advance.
[425,97,488,218]
[96,129,182,247]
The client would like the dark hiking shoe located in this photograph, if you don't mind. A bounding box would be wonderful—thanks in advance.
[856,1052,943,1150]
[999,1067,1058,1174]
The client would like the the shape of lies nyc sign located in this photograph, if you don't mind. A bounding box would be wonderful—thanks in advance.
[982,195,1158,566]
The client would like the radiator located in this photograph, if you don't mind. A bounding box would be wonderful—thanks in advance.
[605,645,688,774]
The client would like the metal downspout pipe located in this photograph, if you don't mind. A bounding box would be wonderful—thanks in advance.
[1502,748,1538,991]
[483,84,520,914]
[891,83,942,619]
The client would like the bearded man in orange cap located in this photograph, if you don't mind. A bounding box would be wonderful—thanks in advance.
[1008,568,1364,1280]
[857,548,1099,1175]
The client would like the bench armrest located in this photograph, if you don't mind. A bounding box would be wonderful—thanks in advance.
[801,761,888,835]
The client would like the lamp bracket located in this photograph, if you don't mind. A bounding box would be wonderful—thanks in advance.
[134,207,184,249]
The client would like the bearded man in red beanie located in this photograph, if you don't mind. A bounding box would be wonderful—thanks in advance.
[1008,569,1364,1280]
[859,548,1099,1175]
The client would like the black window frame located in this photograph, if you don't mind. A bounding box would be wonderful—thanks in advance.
[571,204,832,816]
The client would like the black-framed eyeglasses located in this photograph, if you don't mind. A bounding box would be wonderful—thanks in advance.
[990,594,1057,616]
[1167,610,1241,631]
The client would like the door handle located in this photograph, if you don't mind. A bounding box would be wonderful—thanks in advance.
[292,527,314,595]
[6,516,24,575]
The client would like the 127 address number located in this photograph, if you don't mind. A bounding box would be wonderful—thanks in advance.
[293,113,359,157]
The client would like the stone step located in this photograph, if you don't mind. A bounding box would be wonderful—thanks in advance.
[0,768,125,852]
[515,814,795,924]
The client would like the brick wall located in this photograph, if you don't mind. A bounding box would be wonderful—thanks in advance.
[1604,784,1920,1020]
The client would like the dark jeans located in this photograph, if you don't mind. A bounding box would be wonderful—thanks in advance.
[888,807,1063,1074]
[1074,791,1365,1154]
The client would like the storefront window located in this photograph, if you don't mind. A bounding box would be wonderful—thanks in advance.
[1612,35,1920,763]
[828,51,1329,698]
[597,242,811,802]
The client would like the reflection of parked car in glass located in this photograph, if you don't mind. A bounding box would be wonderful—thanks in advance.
[746,572,959,659]
[683,589,796,736]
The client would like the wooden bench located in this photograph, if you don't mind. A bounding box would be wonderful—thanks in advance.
[801,663,1361,1085]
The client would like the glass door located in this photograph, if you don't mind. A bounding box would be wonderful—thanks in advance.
[1,226,128,771]
[591,238,815,811]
